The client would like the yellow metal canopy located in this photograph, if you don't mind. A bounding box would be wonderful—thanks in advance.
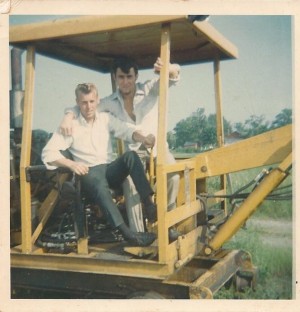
[10,15,238,72]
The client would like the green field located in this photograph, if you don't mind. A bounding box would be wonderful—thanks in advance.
[209,167,293,299]
[215,216,293,299]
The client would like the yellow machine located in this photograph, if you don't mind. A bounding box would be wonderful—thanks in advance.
[9,16,292,299]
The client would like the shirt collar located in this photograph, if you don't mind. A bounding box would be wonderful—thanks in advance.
[113,83,145,102]
[78,111,98,125]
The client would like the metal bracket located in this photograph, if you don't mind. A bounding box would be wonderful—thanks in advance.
[184,166,191,206]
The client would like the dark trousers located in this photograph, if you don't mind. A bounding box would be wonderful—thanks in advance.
[80,151,154,228]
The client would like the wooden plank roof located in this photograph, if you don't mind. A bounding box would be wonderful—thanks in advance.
[10,15,238,73]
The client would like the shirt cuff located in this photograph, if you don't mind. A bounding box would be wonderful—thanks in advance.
[44,163,59,170]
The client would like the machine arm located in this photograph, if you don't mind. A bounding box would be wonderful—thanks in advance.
[203,152,292,255]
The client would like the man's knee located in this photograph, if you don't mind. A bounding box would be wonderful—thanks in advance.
[82,177,107,197]
[123,150,140,167]
[124,150,138,160]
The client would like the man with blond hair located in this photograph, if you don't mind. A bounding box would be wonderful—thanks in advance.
[43,83,157,246]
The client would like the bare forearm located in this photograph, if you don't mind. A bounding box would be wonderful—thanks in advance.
[49,157,74,169]
[132,132,155,148]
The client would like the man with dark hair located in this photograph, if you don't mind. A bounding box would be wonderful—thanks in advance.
[60,58,181,240]
[112,57,139,77]
[42,83,157,246]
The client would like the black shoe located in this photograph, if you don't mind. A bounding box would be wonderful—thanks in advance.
[169,228,181,242]
[144,203,157,223]
[128,232,156,247]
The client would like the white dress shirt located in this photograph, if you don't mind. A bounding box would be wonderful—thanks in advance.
[65,76,179,156]
[42,112,137,169]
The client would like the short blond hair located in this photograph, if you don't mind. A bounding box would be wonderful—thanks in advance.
[75,83,98,99]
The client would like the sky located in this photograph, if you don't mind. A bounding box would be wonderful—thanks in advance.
[9,15,292,133]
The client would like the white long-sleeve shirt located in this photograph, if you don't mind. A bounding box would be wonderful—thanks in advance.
[101,78,161,153]
[42,112,137,169]
[65,76,179,156]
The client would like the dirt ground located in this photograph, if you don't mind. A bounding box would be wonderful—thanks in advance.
[247,218,293,248]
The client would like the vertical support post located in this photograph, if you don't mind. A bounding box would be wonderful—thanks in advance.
[20,46,35,253]
[156,23,170,166]
[157,23,171,263]
[10,48,25,129]
[214,57,224,147]
[214,57,227,215]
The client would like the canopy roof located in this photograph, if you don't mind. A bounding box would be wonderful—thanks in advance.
[10,15,238,73]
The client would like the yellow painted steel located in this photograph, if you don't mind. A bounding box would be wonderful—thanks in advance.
[156,23,170,166]
[77,238,89,255]
[166,200,202,228]
[149,148,155,187]
[214,57,224,147]
[10,16,238,73]
[154,24,204,258]
[175,226,203,266]
[161,159,197,174]
[176,172,186,206]
[156,23,171,264]
[156,164,170,263]
[20,46,35,254]
[116,139,125,155]
[190,249,243,298]
[10,16,184,43]
[195,124,292,179]
[192,20,238,60]
[10,17,291,297]
[177,165,197,233]
[124,246,158,258]
[213,57,227,215]
[206,153,292,254]
[11,251,173,279]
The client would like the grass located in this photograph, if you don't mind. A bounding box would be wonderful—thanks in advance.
[214,219,293,299]
[207,167,294,299]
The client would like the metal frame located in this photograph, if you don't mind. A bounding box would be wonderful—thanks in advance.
[19,46,35,253]
[12,21,206,275]
[10,16,292,298]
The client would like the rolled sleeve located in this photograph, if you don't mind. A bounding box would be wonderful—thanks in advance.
[42,131,72,170]
[108,113,137,142]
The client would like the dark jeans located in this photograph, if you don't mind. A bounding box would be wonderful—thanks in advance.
[80,151,154,228]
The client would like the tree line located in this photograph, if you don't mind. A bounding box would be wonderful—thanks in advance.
[167,108,292,152]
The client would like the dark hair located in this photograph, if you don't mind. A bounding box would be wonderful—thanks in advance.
[75,83,98,99]
[112,57,139,75]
